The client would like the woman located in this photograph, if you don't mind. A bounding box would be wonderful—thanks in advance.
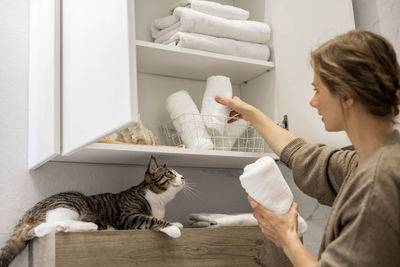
[216,29,400,266]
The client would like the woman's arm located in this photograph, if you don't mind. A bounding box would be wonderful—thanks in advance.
[215,96,297,157]
[248,197,318,267]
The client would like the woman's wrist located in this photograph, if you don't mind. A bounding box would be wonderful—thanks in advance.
[282,234,302,255]
[283,235,318,267]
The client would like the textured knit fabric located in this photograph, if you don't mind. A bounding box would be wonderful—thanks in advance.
[280,130,400,267]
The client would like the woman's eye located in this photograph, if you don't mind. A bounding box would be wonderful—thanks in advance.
[313,88,319,94]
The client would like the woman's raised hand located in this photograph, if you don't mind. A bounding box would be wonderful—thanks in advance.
[215,96,255,123]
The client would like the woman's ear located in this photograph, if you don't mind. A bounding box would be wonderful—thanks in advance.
[341,95,354,109]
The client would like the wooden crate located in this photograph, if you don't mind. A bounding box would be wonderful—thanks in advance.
[29,226,292,267]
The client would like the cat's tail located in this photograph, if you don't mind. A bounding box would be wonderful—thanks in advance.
[0,222,35,267]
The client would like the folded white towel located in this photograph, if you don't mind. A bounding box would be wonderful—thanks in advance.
[201,76,232,135]
[170,0,250,20]
[151,15,180,37]
[153,22,182,42]
[214,119,249,150]
[239,156,308,236]
[155,8,271,44]
[166,90,213,150]
[187,213,257,228]
[164,32,270,61]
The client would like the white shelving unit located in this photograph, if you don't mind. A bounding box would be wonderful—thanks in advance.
[29,0,355,170]
[136,40,274,84]
[53,142,277,168]
[52,38,276,168]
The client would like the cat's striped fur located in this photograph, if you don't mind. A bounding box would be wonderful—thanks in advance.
[0,156,185,267]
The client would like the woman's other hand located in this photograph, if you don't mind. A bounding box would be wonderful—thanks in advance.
[248,196,300,249]
[215,96,255,123]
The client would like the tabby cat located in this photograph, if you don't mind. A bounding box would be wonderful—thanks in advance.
[0,156,185,267]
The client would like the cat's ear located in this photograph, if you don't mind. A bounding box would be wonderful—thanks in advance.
[147,156,158,175]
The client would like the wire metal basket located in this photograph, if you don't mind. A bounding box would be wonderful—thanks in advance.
[159,113,264,152]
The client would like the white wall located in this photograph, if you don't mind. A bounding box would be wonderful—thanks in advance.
[353,0,400,129]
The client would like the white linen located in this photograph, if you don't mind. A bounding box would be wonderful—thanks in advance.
[239,156,308,236]
[155,8,271,44]
[170,0,249,20]
[166,90,213,150]
[187,213,257,228]
[151,14,179,37]
[213,119,248,150]
[164,32,270,60]
[201,76,232,135]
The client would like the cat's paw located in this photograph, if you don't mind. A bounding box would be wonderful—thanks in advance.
[171,222,184,229]
[81,222,98,231]
[56,222,70,232]
[34,223,53,237]
[160,225,181,238]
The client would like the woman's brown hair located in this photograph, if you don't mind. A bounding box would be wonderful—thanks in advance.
[311,29,400,122]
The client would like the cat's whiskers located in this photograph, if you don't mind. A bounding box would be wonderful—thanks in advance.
[182,184,200,200]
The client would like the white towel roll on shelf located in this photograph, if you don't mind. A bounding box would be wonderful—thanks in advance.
[166,90,213,150]
[213,119,248,150]
[239,156,308,236]
[201,75,232,135]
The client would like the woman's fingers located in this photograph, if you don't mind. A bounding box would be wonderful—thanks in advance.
[215,96,231,106]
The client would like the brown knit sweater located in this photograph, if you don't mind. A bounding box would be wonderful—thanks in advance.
[280,130,400,267]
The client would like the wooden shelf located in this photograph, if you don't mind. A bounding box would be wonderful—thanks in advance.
[29,227,291,267]
[136,40,274,85]
[53,143,277,168]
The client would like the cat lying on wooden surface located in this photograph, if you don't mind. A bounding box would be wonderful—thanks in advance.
[0,156,185,267]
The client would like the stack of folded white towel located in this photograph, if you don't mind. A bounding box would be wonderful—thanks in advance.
[166,75,248,150]
[151,0,271,61]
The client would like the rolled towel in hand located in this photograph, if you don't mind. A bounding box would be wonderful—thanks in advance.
[170,0,250,20]
[166,90,213,150]
[239,156,308,236]
[187,213,257,228]
[201,76,232,135]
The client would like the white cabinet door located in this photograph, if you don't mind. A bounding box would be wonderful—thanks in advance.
[62,0,138,156]
[268,0,355,147]
[28,0,61,170]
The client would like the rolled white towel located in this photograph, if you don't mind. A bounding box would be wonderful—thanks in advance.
[239,156,308,236]
[201,76,232,135]
[164,32,270,61]
[166,90,213,150]
[187,213,257,228]
[155,8,271,44]
[214,119,249,150]
[170,0,249,20]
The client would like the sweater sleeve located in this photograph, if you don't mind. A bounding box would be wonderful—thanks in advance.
[280,138,358,206]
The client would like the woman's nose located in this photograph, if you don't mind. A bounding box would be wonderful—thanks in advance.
[309,96,317,108]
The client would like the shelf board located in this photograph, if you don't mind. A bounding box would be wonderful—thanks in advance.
[52,143,277,168]
[136,40,274,85]
[30,227,291,267]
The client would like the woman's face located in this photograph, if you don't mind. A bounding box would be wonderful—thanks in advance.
[310,72,344,132]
